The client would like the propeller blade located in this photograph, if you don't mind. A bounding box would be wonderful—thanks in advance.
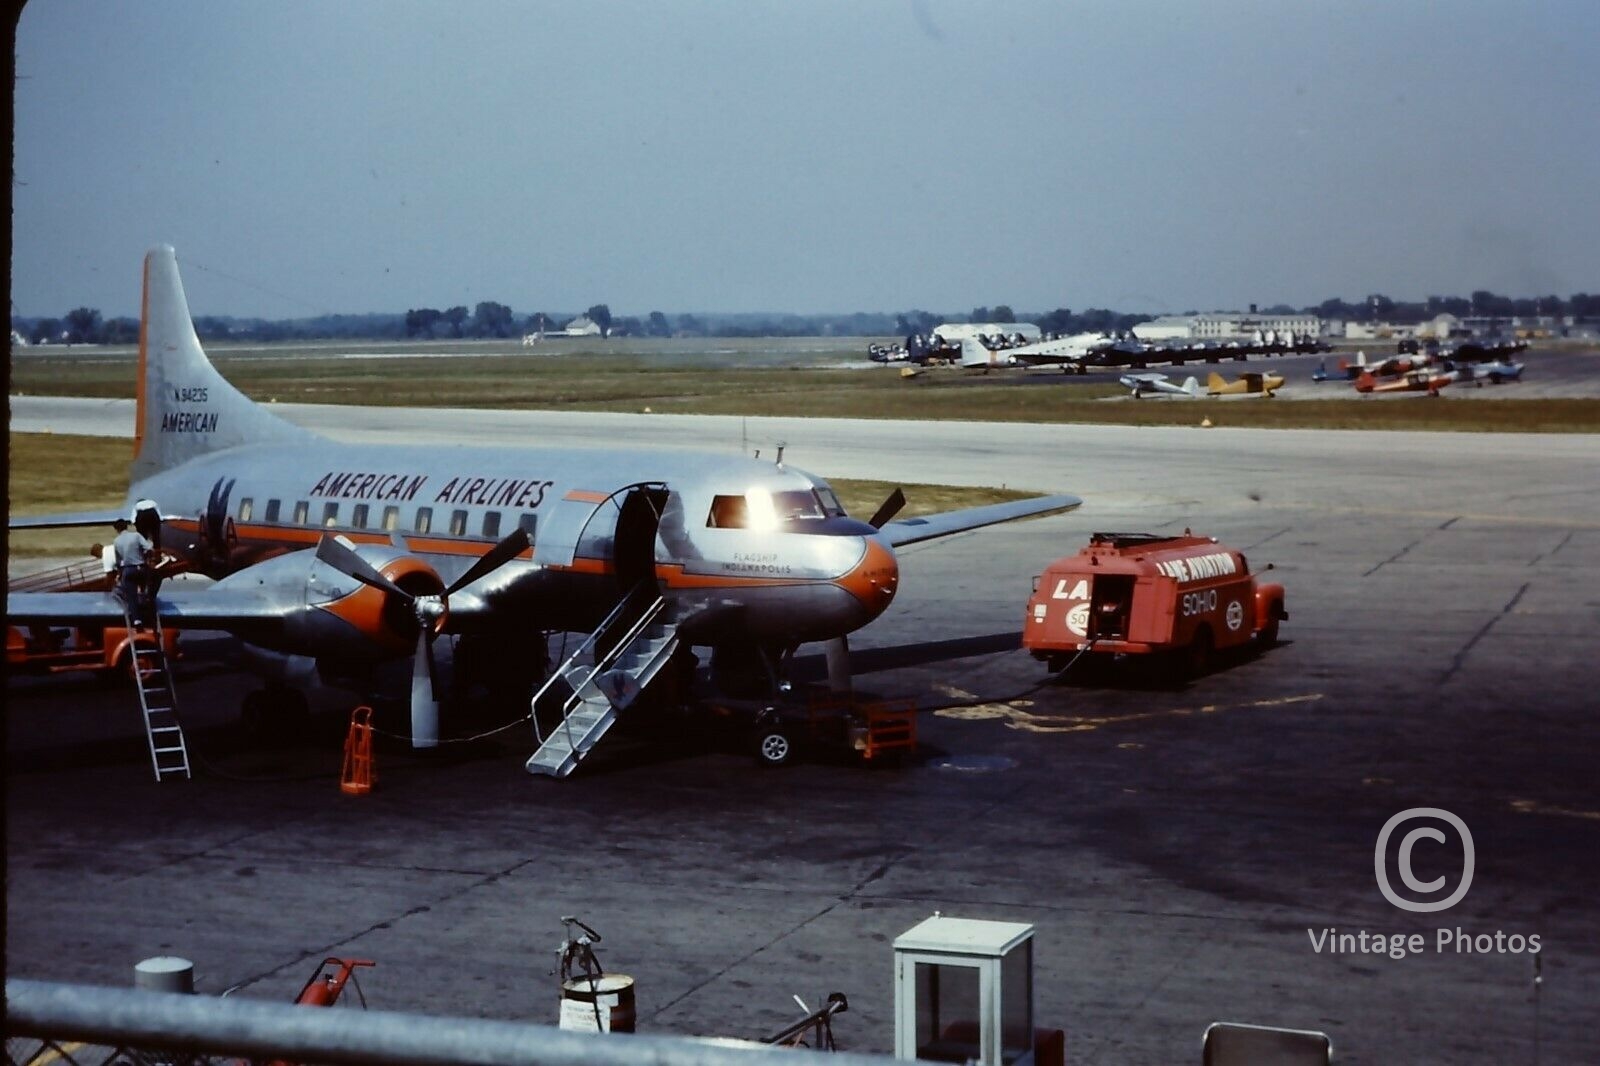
[824,635,852,695]
[866,488,906,529]
[445,527,531,596]
[410,627,439,749]
[315,535,410,599]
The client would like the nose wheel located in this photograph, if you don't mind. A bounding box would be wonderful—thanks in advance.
[752,711,797,767]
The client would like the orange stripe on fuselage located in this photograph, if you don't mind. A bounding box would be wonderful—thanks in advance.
[564,489,610,504]
[175,519,882,596]
[134,254,150,463]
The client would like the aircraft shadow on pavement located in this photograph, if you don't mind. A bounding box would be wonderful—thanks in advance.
[789,631,1024,679]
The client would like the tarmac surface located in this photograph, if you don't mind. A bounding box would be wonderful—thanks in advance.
[7,404,1600,1063]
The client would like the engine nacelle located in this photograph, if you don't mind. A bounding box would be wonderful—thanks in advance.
[212,541,445,660]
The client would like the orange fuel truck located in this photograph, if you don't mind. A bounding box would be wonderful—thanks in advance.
[1023,532,1286,675]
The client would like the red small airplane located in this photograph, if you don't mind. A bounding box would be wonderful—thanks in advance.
[1354,369,1452,395]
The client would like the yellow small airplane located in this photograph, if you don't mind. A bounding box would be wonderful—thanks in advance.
[1207,370,1285,397]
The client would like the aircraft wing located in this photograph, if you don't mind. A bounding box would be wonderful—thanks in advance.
[881,494,1081,548]
[6,590,287,638]
[1010,349,1084,368]
[10,509,128,530]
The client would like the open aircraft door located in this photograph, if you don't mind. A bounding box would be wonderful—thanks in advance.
[536,483,669,592]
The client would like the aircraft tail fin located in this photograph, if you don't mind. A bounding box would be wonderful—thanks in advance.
[1182,376,1200,396]
[959,336,996,368]
[132,246,315,481]
[1206,371,1226,393]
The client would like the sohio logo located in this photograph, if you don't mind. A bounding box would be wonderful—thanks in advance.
[1374,808,1474,912]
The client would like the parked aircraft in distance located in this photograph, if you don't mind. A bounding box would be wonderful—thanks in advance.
[1355,368,1453,394]
[1118,372,1201,398]
[1207,371,1285,397]
[1445,359,1525,385]
[8,248,1081,763]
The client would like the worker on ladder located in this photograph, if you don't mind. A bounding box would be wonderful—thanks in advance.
[114,500,164,627]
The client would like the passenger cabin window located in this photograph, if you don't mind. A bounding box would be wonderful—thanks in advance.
[519,513,537,538]
[265,499,281,523]
[293,500,309,525]
[382,505,399,531]
[322,503,339,527]
[707,494,748,529]
[352,504,369,529]
[237,498,253,521]
[482,512,501,538]
[449,509,468,536]
[415,507,432,534]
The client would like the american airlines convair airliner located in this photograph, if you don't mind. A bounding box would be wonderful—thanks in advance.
[10,247,1079,767]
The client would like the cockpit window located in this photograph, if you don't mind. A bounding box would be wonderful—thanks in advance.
[707,494,749,529]
[771,490,825,521]
[815,486,846,517]
[708,488,836,529]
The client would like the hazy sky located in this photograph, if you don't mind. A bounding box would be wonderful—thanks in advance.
[12,0,1599,319]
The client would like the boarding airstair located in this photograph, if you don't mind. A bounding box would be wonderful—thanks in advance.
[124,606,191,782]
[525,591,680,778]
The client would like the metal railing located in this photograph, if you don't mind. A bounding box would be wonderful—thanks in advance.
[530,584,664,748]
[8,559,110,593]
[5,979,892,1066]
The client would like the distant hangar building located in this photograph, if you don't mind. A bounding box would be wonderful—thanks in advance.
[1133,311,1323,341]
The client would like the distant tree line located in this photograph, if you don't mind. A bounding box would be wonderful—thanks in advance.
[14,290,1599,346]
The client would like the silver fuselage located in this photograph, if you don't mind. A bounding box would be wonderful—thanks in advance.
[134,440,899,650]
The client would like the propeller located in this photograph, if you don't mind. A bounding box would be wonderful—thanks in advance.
[824,636,851,695]
[866,487,906,530]
[316,528,531,748]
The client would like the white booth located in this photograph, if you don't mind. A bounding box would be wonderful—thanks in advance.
[893,916,1036,1066]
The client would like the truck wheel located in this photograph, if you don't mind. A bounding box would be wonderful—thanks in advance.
[1185,627,1214,679]
[102,647,136,687]
[1257,613,1281,648]
[753,722,796,767]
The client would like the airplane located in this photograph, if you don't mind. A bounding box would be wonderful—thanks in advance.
[7,247,1081,755]
[991,331,1126,373]
[1206,370,1284,397]
[1117,372,1200,398]
[1443,358,1525,385]
[1336,350,1421,379]
[1354,368,1452,394]
[1448,338,1529,363]
[1469,359,1525,384]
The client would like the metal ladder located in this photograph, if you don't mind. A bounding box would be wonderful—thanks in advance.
[526,593,679,778]
[125,607,191,782]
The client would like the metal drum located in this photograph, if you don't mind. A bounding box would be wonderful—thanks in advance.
[559,973,635,1033]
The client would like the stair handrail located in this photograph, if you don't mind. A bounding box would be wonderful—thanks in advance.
[550,593,668,757]
[590,594,667,679]
[530,582,651,745]
[8,559,107,593]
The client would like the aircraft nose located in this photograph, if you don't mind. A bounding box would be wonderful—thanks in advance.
[834,536,900,616]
